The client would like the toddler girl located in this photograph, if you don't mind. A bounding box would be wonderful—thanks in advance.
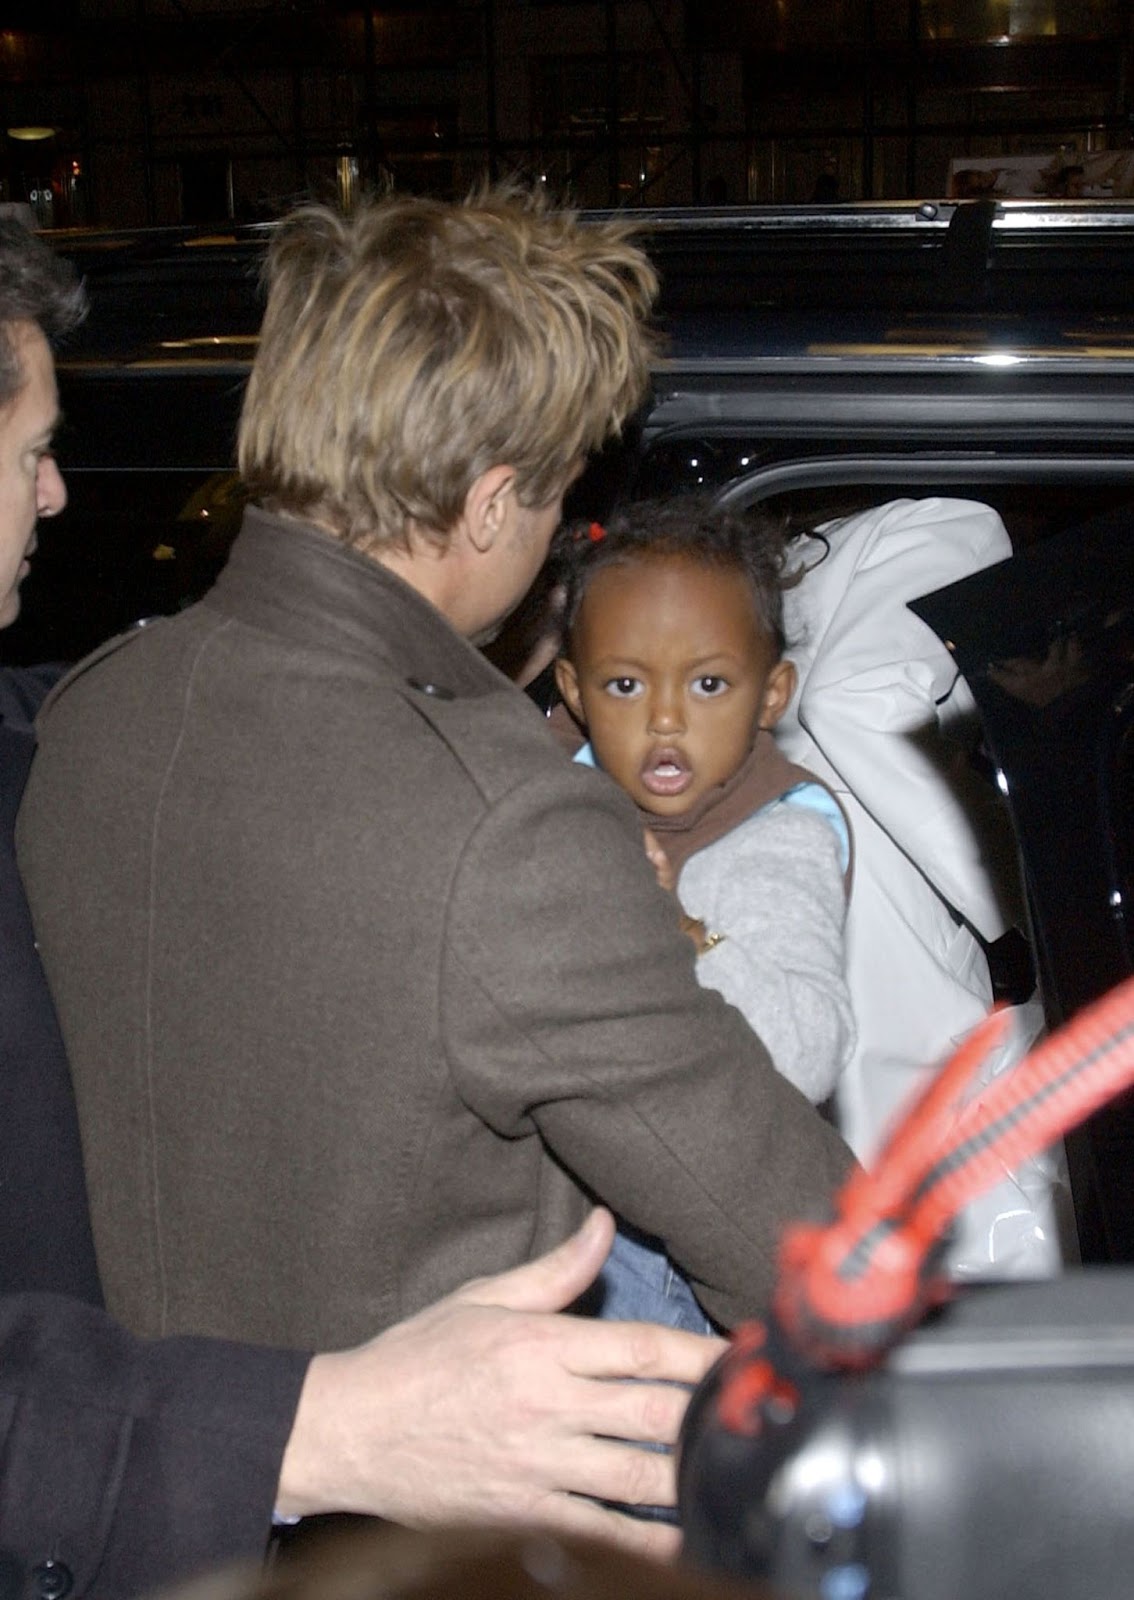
[553,496,855,1334]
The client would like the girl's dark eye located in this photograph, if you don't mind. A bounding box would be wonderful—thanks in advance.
[604,677,642,698]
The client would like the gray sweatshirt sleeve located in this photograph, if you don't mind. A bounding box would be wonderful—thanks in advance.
[678,803,855,1103]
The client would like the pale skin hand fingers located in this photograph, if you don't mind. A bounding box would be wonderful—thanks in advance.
[442,1307,723,1448]
[557,1315,728,1389]
[453,1211,726,1431]
[276,1211,724,1528]
[519,1485,683,1561]
[548,1430,678,1508]
[453,1206,616,1315]
[560,1371,705,1451]
[279,1304,702,1524]
[454,1211,725,1399]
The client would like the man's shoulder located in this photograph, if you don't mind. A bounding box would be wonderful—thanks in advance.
[396,678,588,811]
[34,617,182,729]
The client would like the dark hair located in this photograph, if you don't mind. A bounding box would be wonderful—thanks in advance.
[0,219,86,406]
[555,494,793,656]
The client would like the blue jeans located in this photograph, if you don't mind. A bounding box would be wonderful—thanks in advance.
[594,1223,716,1524]
[598,1224,717,1336]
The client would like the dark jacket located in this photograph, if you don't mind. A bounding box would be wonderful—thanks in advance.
[0,666,100,1303]
[19,508,853,1350]
[0,1295,307,1599]
[0,666,307,1599]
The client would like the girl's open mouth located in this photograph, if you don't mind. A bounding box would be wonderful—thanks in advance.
[641,747,694,798]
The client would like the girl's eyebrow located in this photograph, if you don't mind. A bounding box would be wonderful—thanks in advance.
[686,651,746,669]
[590,649,745,672]
[589,654,648,669]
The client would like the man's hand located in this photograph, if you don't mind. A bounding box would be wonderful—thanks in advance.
[275,1209,725,1558]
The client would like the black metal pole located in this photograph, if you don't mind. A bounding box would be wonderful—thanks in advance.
[691,28,703,202]
[906,0,919,197]
[135,0,157,224]
[363,2,380,187]
[606,0,619,204]
[862,0,875,201]
[485,0,499,182]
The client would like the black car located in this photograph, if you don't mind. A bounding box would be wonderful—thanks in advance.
[19,197,1134,1261]
[24,198,1134,656]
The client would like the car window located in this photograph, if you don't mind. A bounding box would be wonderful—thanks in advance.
[635,442,1134,555]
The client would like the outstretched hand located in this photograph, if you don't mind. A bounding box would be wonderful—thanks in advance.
[276,1209,725,1558]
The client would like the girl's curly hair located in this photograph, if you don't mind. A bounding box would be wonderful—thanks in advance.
[553,494,796,656]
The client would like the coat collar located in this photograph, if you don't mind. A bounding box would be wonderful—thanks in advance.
[208,505,503,699]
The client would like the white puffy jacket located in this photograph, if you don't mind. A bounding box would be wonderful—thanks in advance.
[778,497,1068,1278]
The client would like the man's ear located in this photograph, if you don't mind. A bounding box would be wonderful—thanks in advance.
[759,658,797,731]
[554,656,586,726]
[462,465,517,554]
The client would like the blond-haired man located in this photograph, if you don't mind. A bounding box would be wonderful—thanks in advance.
[0,214,730,1597]
[20,183,849,1465]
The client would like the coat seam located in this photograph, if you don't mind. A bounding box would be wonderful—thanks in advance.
[143,617,234,1335]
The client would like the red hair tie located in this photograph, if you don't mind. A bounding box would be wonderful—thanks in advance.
[587,521,606,543]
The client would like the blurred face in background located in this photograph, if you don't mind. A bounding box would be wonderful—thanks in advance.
[0,319,65,629]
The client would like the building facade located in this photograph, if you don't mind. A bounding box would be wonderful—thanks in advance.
[1,0,1131,227]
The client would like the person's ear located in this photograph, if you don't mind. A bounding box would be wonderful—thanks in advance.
[462,466,516,554]
[554,656,586,726]
[759,658,797,731]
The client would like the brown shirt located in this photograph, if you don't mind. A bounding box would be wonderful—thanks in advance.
[18,507,852,1348]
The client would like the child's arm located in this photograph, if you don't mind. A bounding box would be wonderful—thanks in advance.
[677,805,855,1104]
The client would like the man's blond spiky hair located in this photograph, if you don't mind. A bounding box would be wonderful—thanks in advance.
[238,185,659,551]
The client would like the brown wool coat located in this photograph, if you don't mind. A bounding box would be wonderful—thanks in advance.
[17,508,852,1349]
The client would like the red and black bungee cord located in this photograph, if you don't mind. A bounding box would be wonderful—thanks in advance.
[713,974,1134,1437]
